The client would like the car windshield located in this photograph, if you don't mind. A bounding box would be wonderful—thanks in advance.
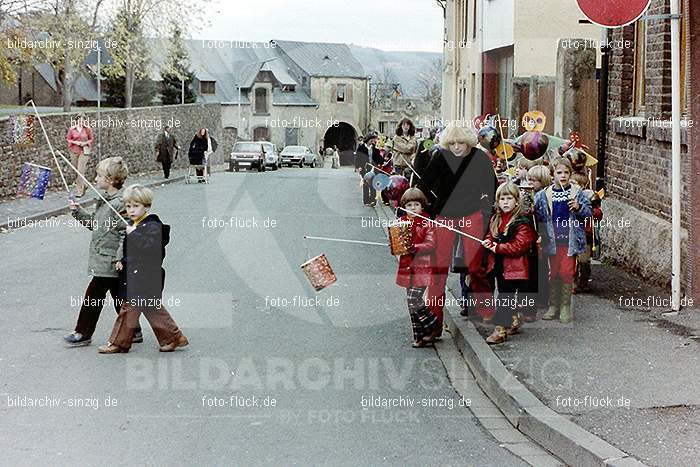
[233,142,264,152]
[282,147,305,154]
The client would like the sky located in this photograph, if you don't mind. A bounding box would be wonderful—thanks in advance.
[191,0,445,53]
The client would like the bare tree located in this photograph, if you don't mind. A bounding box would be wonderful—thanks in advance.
[104,0,209,108]
[30,0,106,111]
[416,58,442,112]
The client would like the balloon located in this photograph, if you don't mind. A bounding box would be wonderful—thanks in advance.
[519,131,549,160]
[478,126,502,151]
[385,175,410,201]
[372,173,391,191]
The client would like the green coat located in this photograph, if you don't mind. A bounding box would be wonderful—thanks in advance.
[72,189,126,278]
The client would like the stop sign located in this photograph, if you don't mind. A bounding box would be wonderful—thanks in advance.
[576,0,652,27]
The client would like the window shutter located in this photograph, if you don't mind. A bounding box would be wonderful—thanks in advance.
[331,84,337,103]
[346,84,353,103]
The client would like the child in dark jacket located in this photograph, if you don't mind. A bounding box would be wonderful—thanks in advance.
[482,182,538,345]
[395,188,440,348]
[98,184,188,354]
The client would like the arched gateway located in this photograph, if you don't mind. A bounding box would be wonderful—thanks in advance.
[322,122,358,166]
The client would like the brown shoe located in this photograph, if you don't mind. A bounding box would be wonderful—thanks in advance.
[485,326,507,345]
[98,343,128,354]
[159,334,189,352]
[506,315,522,336]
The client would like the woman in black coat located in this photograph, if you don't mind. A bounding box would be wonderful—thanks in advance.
[188,128,218,178]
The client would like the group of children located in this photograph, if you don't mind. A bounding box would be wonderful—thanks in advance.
[394,151,601,347]
[63,157,188,354]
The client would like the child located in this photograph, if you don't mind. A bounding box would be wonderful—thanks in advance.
[395,188,440,348]
[64,157,142,347]
[481,183,538,344]
[513,157,535,186]
[571,172,603,293]
[526,164,553,316]
[98,185,188,353]
[534,157,592,323]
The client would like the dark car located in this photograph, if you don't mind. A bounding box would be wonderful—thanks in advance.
[230,141,271,172]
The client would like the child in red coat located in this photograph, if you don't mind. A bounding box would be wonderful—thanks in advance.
[395,188,440,348]
[482,182,538,344]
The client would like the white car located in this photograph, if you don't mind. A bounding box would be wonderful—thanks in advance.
[280,145,317,168]
[261,142,282,170]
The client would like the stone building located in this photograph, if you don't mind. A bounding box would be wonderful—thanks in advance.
[150,39,370,165]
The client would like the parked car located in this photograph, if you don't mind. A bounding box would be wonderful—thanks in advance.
[280,145,317,168]
[261,142,282,170]
[230,141,281,172]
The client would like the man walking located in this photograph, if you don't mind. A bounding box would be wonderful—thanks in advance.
[155,126,179,179]
[354,133,381,206]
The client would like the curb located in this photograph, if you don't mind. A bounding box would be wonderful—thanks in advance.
[375,202,648,467]
[0,166,224,232]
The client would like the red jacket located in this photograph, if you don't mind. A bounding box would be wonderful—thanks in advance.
[484,214,537,281]
[396,215,436,288]
[66,125,94,156]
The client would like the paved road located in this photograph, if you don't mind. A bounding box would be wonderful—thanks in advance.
[0,167,526,466]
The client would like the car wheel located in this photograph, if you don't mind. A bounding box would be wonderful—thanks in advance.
[272,163,278,171]
[299,160,304,168]
[234,166,240,172]
[311,160,316,168]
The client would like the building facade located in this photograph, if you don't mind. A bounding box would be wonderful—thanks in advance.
[441,0,600,136]
[602,0,698,299]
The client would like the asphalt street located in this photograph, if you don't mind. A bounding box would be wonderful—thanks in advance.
[0,167,527,466]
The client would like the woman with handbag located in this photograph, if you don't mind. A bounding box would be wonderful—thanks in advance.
[66,112,94,197]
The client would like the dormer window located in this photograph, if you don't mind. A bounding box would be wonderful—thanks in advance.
[200,81,216,95]
[282,84,295,92]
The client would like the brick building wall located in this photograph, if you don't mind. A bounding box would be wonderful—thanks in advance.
[688,0,700,301]
[0,103,223,200]
[602,0,696,294]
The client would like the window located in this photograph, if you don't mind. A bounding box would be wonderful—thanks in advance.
[472,0,477,39]
[379,121,386,134]
[497,54,514,122]
[633,20,646,115]
[282,84,295,92]
[336,83,346,102]
[200,81,216,95]
[461,1,468,45]
[255,88,268,114]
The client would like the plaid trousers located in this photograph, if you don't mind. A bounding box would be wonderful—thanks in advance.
[406,287,438,342]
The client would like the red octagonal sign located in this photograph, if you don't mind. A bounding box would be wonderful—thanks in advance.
[576,0,652,28]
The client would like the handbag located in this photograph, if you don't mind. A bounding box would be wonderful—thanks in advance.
[82,144,91,156]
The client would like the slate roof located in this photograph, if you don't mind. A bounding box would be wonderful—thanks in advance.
[273,40,367,78]
[148,39,316,105]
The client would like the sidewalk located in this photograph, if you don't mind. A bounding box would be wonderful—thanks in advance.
[472,263,700,467]
[0,166,224,232]
[376,202,699,467]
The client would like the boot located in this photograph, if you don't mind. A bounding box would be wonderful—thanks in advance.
[506,313,522,336]
[559,283,574,323]
[486,326,507,345]
[577,262,591,291]
[542,281,560,320]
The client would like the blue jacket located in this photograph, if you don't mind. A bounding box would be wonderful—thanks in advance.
[534,185,592,257]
